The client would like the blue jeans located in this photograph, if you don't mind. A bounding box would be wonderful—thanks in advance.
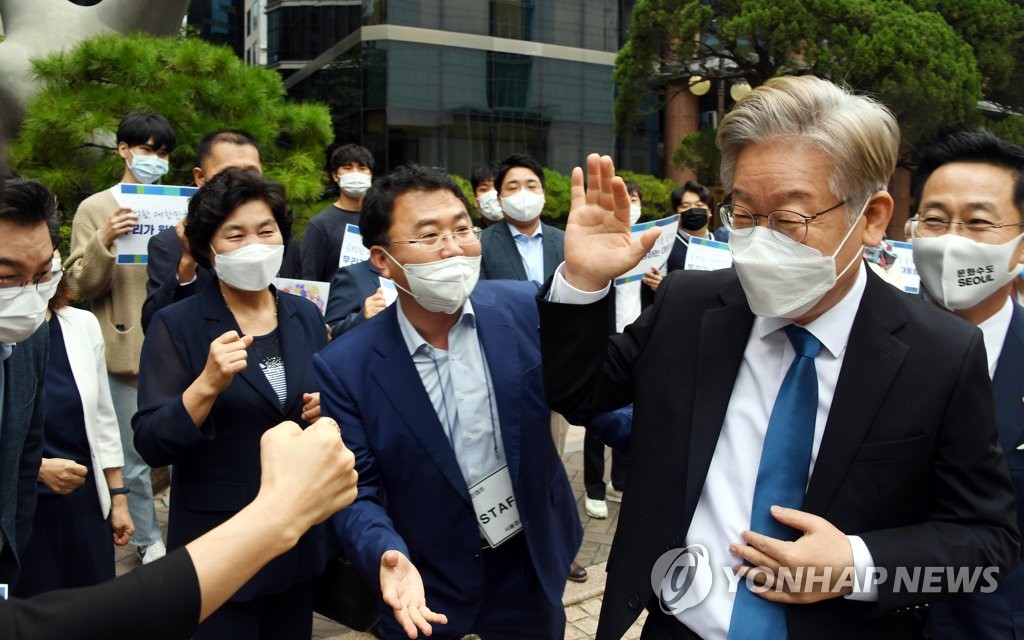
[108,374,161,547]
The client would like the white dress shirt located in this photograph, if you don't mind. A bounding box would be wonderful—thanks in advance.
[550,262,878,639]
[977,297,1013,378]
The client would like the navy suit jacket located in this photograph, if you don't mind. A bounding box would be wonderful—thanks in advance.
[929,302,1024,639]
[141,228,302,332]
[539,267,1019,640]
[134,284,327,600]
[479,221,564,282]
[0,326,47,585]
[315,281,622,634]
[324,260,382,338]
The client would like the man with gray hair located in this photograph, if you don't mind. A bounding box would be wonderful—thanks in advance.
[538,75,1019,639]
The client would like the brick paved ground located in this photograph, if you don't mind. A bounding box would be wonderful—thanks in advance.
[116,425,641,639]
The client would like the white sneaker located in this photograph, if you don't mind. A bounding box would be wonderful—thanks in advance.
[138,539,166,565]
[585,498,608,519]
[606,482,623,503]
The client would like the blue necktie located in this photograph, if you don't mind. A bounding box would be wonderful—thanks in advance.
[728,325,821,640]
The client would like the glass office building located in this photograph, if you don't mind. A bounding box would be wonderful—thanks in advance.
[267,0,659,177]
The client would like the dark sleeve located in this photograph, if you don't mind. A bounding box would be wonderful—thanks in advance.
[860,329,1021,615]
[0,547,200,640]
[300,222,327,282]
[142,232,196,333]
[279,238,303,280]
[133,311,212,468]
[324,266,369,338]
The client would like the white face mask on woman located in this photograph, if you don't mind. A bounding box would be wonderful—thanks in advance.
[729,200,867,319]
[383,250,481,314]
[212,243,284,292]
[913,231,1024,310]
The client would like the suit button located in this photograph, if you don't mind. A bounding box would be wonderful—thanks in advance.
[473,553,480,560]
[628,594,641,610]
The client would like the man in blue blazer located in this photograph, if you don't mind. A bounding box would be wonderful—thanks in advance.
[315,165,626,639]
[479,153,564,283]
[0,179,60,586]
[909,130,1024,640]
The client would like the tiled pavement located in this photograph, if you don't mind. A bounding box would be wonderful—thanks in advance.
[116,425,646,638]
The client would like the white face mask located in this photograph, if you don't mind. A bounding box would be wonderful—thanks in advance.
[338,172,372,198]
[476,189,504,221]
[212,243,284,292]
[730,201,866,319]
[0,265,62,344]
[913,231,1024,310]
[384,251,481,314]
[629,203,642,225]
[501,188,545,222]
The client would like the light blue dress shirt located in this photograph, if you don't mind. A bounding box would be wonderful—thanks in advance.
[395,298,506,488]
[508,221,545,284]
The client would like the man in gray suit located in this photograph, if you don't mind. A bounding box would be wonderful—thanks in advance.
[0,178,60,585]
[480,153,565,283]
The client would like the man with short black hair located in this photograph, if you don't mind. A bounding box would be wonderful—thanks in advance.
[0,178,60,585]
[909,129,1024,640]
[65,112,176,566]
[302,143,375,282]
[480,153,564,283]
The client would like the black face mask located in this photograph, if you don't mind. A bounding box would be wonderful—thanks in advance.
[680,208,710,231]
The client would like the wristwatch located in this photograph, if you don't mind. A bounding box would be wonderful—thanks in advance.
[109,486,131,496]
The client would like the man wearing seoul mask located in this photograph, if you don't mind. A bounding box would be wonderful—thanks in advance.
[0,179,61,587]
[65,111,176,566]
[480,153,565,283]
[302,143,375,282]
[908,130,1024,640]
[539,75,1018,639]
[314,165,627,639]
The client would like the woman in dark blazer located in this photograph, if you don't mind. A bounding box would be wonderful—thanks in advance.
[134,169,328,640]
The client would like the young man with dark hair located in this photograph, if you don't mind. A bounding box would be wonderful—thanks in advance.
[480,153,565,283]
[0,179,60,586]
[908,129,1024,640]
[470,162,503,226]
[301,143,375,282]
[65,112,176,566]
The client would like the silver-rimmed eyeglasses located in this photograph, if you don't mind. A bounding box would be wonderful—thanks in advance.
[0,267,62,301]
[390,226,482,252]
[719,200,848,243]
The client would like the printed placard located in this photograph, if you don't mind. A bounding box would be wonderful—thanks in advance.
[683,236,733,271]
[274,278,331,316]
[113,184,197,264]
[613,215,680,286]
[888,240,920,294]
[339,223,371,267]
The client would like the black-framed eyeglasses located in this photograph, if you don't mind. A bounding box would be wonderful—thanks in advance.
[389,227,482,252]
[911,212,1024,240]
[0,267,62,301]
[719,200,847,243]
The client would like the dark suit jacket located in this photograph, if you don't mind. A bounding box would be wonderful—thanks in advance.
[134,284,327,601]
[479,220,564,282]
[929,303,1024,640]
[0,326,47,586]
[141,228,302,332]
[538,267,1019,640]
[324,260,382,338]
[0,547,199,639]
[314,281,626,635]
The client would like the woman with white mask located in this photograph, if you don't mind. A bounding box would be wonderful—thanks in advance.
[134,169,331,640]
